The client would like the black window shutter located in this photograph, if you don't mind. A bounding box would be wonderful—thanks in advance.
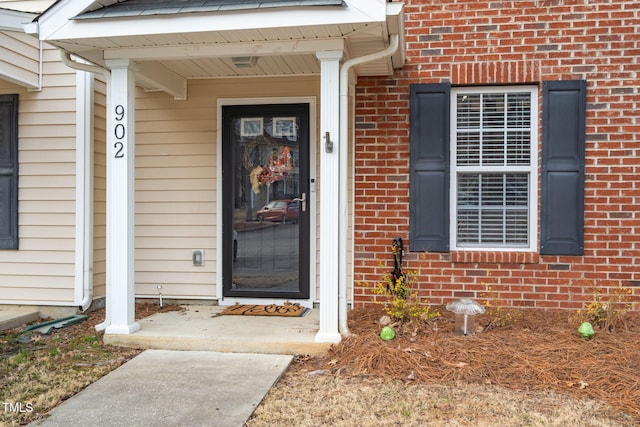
[540,80,586,255]
[0,94,18,249]
[409,83,450,252]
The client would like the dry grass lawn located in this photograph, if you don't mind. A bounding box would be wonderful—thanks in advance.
[0,305,172,426]
[248,376,630,426]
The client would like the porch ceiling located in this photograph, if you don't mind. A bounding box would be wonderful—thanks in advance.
[52,21,391,77]
[30,0,404,99]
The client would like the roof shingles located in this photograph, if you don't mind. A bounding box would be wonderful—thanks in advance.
[75,0,345,19]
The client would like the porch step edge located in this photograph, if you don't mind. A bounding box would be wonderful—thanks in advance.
[104,335,332,357]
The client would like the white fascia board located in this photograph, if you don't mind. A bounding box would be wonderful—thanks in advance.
[34,0,97,40]
[345,0,387,21]
[386,3,404,35]
[386,2,405,69]
[38,5,387,43]
[105,38,345,61]
[0,8,36,31]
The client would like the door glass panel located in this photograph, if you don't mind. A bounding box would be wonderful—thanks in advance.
[230,111,303,295]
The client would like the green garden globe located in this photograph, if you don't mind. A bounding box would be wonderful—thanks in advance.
[380,326,396,341]
[578,322,594,339]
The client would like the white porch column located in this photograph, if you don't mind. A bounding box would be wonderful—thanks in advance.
[315,50,343,343]
[105,59,139,335]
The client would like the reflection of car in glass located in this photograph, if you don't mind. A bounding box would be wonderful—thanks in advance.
[256,200,299,223]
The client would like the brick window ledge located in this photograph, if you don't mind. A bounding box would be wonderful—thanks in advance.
[451,251,540,264]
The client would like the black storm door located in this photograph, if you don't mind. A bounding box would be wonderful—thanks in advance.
[222,104,310,299]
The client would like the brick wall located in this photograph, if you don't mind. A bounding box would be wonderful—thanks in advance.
[353,0,640,311]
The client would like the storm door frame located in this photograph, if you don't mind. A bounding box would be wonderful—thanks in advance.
[216,97,317,306]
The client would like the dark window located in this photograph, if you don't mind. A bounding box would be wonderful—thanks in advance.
[452,87,537,250]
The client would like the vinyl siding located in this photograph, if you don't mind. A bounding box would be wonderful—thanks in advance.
[1,67,356,305]
[0,30,39,88]
[0,44,77,305]
[134,83,217,299]
[133,76,331,301]
[92,76,107,299]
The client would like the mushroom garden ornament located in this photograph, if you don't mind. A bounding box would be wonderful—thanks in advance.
[446,298,486,336]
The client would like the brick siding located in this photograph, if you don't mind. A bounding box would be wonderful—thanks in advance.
[353,0,640,311]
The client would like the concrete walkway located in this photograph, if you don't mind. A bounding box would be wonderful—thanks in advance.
[29,350,292,427]
[0,310,39,331]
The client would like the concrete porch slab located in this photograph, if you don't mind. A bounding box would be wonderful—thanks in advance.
[104,305,332,356]
[0,310,40,331]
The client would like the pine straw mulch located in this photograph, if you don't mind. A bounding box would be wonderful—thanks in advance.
[292,307,640,421]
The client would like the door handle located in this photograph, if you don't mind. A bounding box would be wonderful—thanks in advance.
[292,193,306,212]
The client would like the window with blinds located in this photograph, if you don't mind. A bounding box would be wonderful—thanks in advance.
[451,87,538,249]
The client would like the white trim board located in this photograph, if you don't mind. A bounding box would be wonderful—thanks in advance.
[216,96,317,307]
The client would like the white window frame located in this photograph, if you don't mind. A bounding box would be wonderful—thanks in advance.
[450,86,538,252]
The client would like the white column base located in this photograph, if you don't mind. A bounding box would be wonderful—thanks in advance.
[106,322,140,335]
[314,331,342,343]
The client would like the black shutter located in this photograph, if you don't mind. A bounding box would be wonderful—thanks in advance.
[540,80,586,255]
[0,95,18,249]
[409,83,450,252]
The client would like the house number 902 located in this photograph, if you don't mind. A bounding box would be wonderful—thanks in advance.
[114,104,125,159]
